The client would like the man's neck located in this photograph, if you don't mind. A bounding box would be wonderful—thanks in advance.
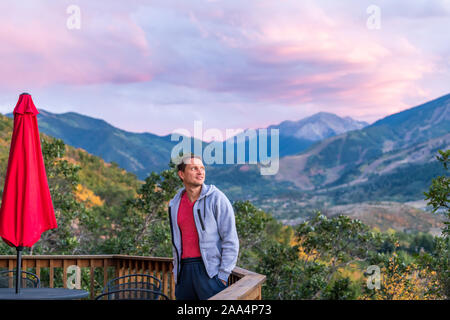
[184,184,202,203]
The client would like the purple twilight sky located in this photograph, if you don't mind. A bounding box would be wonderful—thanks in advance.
[0,0,449,138]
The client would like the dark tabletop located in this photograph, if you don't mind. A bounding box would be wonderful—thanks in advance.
[0,288,90,300]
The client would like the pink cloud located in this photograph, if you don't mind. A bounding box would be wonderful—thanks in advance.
[0,0,448,131]
[0,2,155,88]
[206,3,438,120]
[150,0,443,122]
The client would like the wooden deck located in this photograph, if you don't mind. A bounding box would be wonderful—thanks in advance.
[0,255,265,300]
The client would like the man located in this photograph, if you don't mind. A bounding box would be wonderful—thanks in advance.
[168,153,239,300]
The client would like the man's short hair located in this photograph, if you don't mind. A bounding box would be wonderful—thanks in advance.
[177,153,203,173]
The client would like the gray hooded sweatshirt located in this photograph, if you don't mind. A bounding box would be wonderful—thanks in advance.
[168,183,239,284]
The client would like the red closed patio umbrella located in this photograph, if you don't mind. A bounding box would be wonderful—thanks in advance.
[0,93,57,293]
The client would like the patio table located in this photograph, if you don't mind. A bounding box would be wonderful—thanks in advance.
[0,288,89,300]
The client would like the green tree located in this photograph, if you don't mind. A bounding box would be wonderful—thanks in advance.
[422,149,449,298]
[295,212,389,299]
[424,149,449,237]
[102,162,182,256]
[36,137,97,254]
[234,200,272,266]
[256,241,316,299]
[323,277,358,300]
[255,240,329,299]
[234,203,390,299]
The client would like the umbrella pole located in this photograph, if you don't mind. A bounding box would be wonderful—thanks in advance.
[15,246,23,294]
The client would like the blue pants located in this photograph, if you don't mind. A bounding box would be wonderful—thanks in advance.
[175,257,227,300]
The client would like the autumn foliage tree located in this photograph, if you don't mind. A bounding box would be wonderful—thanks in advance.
[361,252,441,300]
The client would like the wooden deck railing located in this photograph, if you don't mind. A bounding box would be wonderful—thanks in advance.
[0,255,265,300]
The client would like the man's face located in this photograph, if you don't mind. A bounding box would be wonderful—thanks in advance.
[179,157,205,187]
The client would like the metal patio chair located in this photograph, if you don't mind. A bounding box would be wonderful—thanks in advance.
[0,270,41,288]
[95,288,169,300]
[101,274,163,300]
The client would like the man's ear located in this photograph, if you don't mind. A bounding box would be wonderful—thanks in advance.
[177,170,184,181]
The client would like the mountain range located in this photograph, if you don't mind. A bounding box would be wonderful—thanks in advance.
[275,93,450,191]
[3,93,449,232]
[206,94,449,219]
[267,112,368,157]
[32,110,175,179]
[6,109,367,179]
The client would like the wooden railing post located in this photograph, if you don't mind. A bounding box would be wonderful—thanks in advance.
[49,259,54,288]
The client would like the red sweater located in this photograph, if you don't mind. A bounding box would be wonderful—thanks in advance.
[177,192,201,259]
